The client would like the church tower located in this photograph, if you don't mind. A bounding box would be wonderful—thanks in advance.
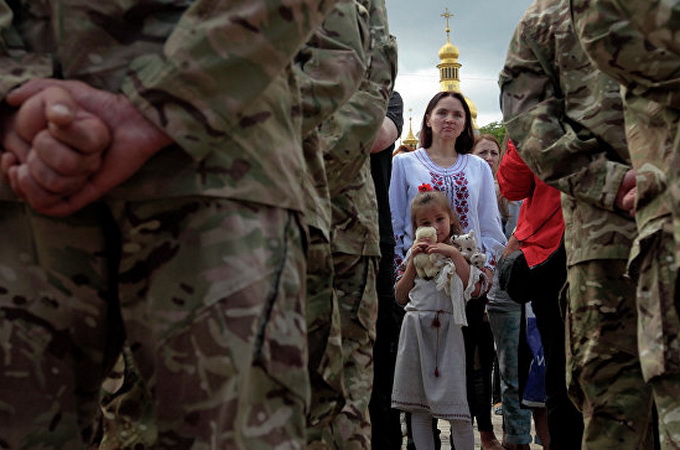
[437,8,479,129]
[402,109,419,150]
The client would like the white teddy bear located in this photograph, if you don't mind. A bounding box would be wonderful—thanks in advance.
[412,226,447,279]
[451,230,487,270]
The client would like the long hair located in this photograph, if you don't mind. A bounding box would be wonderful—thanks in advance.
[410,190,462,241]
[419,91,475,154]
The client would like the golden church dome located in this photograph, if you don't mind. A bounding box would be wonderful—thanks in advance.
[438,41,459,60]
[437,8,478,129]
[464,96,479,129]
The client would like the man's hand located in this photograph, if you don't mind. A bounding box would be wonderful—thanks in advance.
[2,86,111,198]
[6,79,173,216]
[614,169,636,217]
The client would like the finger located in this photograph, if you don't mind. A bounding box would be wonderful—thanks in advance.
[12,164,65,210]
[622,188,637,217]
[9,79,90,117]
[1,114,32,164]
[32,179,104,217]
[1,152,19,176]
[1,130,31,164]
[10,80,112,155]
[26,150,89,196]
[33,129,102,176]
[7,79,71,107]
[47,112,111,155]
[6,165,26,200]
[45,102,76,128]
[12,87,77,141]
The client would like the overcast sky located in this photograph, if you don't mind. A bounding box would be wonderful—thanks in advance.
[384,0,534,141]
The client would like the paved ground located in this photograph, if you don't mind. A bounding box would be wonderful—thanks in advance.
[401,409,544,449]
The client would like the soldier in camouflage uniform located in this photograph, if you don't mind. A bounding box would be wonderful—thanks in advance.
[499,0,655,448]
[308,0,397,447]
[294,0,371,439]
[570,1,680,447]
[0,1,342,448]
[95,2,373,447]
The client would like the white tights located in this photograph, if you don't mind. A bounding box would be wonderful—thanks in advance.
[410,412,474,450]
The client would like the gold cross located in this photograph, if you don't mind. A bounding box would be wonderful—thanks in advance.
[441,8,453,33]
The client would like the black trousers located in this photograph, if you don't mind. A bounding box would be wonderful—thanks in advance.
[530,264,584,450]
[369,244,404,450]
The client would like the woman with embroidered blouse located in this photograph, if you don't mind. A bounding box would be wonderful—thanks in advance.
[389,92,507,448]
[389,91,506,276]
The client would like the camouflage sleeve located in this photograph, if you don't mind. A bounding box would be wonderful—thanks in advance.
[365,0,397,101]
[571,0,680,108]
[0,2,53,99]
[295,0,369,137]
[499,5,629,214]
[119,0,340,161]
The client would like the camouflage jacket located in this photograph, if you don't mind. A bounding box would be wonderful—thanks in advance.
[499,0,636,265]
[322,0,397,256]
[0,0,339,210]
[570,0,679,256]
[570,0,680,109]
[295,0,370,237]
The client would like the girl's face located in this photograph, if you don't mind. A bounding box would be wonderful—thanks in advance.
[414,205,453,244]
[426,96,466,142]
[473,139,501,173]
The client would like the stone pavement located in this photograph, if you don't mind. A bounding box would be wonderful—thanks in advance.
[401,409,544,449]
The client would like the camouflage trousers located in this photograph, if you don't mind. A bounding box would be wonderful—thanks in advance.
[306,227,346,434]
[634,224,680,449]
[314,254,378,450]
[0,197,310,449]
[0,201,120,450]
[565,259,654,449]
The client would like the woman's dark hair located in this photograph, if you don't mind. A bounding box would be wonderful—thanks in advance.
[419,91,475,154]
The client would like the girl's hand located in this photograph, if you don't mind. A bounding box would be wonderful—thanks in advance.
[426,242,458,258]
[411,241,429,256]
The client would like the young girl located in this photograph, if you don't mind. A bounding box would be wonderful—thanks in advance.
[392,188,487,450]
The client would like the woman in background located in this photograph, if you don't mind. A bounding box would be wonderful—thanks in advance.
[471,134,515,450]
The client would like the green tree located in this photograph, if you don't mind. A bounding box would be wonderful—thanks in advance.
[478,121,506,145]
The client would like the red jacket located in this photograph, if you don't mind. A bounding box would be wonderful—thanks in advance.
[497,140,564,267]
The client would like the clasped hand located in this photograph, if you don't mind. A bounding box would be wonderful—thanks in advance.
[0,79,172,216]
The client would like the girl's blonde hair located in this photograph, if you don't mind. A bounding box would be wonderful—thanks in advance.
[410,190,462,241]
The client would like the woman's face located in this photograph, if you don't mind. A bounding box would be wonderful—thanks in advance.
[426,96,466,142]
[473,139,501,173]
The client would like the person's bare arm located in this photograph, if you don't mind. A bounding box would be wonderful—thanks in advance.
[395,242,428,305]
[369,116,398,154]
